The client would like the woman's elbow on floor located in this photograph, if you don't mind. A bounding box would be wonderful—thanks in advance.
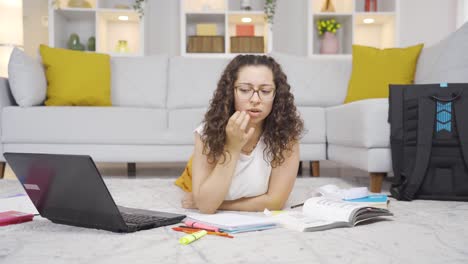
[198,207,217,214]
[265,199,286,211]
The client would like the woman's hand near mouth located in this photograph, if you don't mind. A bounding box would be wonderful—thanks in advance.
[225,111,255,153]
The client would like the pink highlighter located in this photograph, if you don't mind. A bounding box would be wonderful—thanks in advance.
[184,220,220,232]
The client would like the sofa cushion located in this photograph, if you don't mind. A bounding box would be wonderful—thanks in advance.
[167,57,229,109]
[415,22,468,83]
[297,106,326,144]
[1,106,190,145]
[270,52,351,107]
[39,45,111,106]
[7,48,47,107]
[168,108,206,130]
[327,145,392,172]
[111,55,168,108]
[345,44,423,103]
[326,98,389,148]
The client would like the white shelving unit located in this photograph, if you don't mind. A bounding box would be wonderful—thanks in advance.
[48,0,146,56]
[308,0,399,57]
[180,0,273,57]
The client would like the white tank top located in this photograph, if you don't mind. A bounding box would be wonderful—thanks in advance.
[195,124,272,201]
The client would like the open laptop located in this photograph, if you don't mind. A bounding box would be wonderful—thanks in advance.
[3,152,186,233]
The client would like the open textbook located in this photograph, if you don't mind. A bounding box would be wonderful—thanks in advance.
[274,196,393,232]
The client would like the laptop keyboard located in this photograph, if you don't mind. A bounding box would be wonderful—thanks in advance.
[121,213,166,226]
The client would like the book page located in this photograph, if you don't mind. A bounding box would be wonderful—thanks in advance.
[274,211,347,232]
[302,197,367,223]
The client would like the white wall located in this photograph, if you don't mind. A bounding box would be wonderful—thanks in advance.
[23,0,48,58]
[146,0,179,56]
[273,0,308,56]
[399,0,458,47]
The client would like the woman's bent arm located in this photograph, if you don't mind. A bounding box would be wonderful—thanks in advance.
[219,141,300,211]
[191,134,240,214]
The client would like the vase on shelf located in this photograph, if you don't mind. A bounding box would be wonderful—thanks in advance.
[67,0,91,8]
[87,36,95,51]
[240,0,252,10]
[67,33,84,51]
[365,0,377,12]
[320,0,335,12]
[319,32,339,54]
[115,40,129,53]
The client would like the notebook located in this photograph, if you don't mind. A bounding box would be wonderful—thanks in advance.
[4,152,186,233]
[186,212,277,234]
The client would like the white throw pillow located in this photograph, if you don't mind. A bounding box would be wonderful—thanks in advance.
[415,22,468,83]
[7,48,47,106]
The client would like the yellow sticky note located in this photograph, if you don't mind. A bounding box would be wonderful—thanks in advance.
[196,24,217,36]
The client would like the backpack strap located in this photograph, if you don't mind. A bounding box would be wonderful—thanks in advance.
[389,85,405,184]
[402,96,436,200]
[453,92,468,170]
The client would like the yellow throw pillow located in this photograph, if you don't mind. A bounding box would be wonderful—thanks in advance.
[175,155,193,192]
[345,44,424,103]
[39,45,111,106]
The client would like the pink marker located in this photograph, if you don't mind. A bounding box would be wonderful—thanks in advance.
[184,220,220,232]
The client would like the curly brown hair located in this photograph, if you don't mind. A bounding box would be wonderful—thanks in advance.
[201,54,304,167]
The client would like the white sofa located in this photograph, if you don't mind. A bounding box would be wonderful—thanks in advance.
[3,23,465,192]
[0,54,347,182]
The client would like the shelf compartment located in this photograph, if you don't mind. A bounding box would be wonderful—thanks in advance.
[184,0,225,13]
[355,0,396,12]
[312,0,353,13]
[354,13,396,49]
[55,0,97,9]
[96,10,142,55]
[312,14,353,55]
[186,13,225,53]
[228,0,265,12]
[227,13,268,53]
[98,0,134,9]
[52,9,96,50]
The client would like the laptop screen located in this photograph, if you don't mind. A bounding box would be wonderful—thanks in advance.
[4,153,127,230]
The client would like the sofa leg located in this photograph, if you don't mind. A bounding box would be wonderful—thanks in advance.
[370,173,386,193]
[310,161,320,177]
[0,162,5,179]
[128,163,136,178]
[297,161,303,176]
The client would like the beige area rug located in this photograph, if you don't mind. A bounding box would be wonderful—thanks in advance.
[1,177,467,264]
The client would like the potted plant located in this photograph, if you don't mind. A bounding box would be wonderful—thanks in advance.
[133,0,146,18]
[264,0,277,25]
[317,18,341,54]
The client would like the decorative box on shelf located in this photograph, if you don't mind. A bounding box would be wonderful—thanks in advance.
[187,36,225,53]
[196,24,218,36]
[236,24,255,36]
[230,36,264,53]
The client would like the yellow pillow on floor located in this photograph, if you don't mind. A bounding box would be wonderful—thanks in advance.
[345,44,424,103]
[175,155,193,192]
[39,45,111,106]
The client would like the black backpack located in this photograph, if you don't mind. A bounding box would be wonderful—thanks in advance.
[389,83,468,201]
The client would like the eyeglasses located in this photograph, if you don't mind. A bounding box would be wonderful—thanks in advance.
[234,84,276,101]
